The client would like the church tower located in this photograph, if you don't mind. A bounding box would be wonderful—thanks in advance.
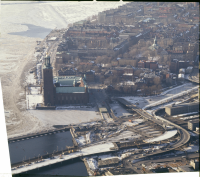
[154,35,157,45]
[43,55,55,106]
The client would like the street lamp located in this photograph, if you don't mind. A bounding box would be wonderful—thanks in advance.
[38,154,40,162]
[52,150,55,159]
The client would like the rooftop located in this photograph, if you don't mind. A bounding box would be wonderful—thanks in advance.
[56,87,85,94]
[53,76,87,94]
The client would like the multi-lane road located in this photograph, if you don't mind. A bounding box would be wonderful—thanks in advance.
[117,98,191,159]
[125,152,199,174]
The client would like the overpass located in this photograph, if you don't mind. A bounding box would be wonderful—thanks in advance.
[116,98,190,157]
[142,86,198,110]
[12,93,191,174]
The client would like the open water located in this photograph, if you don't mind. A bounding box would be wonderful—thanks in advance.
[9,131,88,176]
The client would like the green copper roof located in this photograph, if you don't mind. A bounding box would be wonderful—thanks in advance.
[43,55,53,69]
[53,76,87,87]
[56,87,85,93]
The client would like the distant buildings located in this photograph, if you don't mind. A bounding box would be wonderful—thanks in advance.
[138,60,158,70]
[165,102,199,116]
[170,59,189,73]
[188,120,199,131]
[58,67,76,76]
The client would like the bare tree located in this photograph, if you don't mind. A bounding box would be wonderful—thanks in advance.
[134,70,143,77]
[153,77,161,86]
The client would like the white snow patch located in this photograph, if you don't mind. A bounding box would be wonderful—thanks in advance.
[75,136,86,146]
[26,87,43,109]
[184,145,199,152]
[123,119,144,126]
[144,130,177,143]
[86,158,98,170]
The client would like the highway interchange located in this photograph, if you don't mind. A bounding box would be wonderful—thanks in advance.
[11,82,198,175]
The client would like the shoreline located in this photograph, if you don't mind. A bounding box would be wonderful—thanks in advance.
[2,3,124,139]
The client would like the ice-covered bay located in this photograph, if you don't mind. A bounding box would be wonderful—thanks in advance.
[1,1,127,137]
[1,1,127,75]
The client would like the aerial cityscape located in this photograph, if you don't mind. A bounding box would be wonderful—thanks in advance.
[0,1,199,176]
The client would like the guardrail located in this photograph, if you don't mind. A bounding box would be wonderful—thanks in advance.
[117,98,190,153]
[11,147,79,168]
[152,110,190,147]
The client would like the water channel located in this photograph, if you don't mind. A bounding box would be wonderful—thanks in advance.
[9,131,88,176]
[8,24,52,39]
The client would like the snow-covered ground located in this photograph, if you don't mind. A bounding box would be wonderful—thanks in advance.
[86,158,98,170]
[56,106,93,110]
[121,152,133,159]
[180,115,199,121]
[144,130,178,143]
[25,70,43,110]
[81,142,115,154]
[188,131,198,137]
[1,1,128,137]
[26,87,43,109]
[29,107,102,128]
[110,103,130,117]
[122,83,197,110]
[106,131,141,142]
[98,154,117,160]
[122,119,144,126]
[26,73,37,85]
[160,84,188,96]
[79,121,102,127]
[174,112,199,117]
[99,156,119,161]
[86,132,91,144]
[184,145,199,152]
[75,136,86,146]
[1,1,126,75]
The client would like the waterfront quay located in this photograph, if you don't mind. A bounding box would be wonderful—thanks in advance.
[12,142,116,174]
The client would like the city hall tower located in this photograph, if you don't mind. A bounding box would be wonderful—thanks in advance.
[43,55,55,106]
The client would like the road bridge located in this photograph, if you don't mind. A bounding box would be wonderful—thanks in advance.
[116,98,190,161]
[12,91,191,175]
[142,86,198,110]
[12,142,116,174]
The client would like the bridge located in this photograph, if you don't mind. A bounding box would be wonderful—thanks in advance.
[12,142,117,174]
[116,98,190,159]
[142,86,198,110]
[11,90,192,175]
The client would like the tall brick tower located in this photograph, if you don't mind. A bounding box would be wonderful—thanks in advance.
[43,55,55,106]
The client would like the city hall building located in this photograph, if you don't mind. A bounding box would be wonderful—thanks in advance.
[43,55,89,106]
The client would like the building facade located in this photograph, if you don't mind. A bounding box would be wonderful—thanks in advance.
[165,103,199,116]
[43,55,89,106]
[43,56,55,106]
